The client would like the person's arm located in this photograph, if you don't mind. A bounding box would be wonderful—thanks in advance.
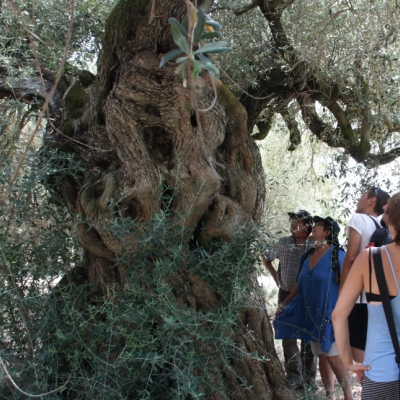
[339,227,362,291]
[275,284,298,317]
[261,257,279,286]
[333,250,370,382]
[282,284,298,307]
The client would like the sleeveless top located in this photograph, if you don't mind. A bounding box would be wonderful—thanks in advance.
[273,247,344,353]
[364,246,400,382]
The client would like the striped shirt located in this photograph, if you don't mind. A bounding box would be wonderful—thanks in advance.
[264,235,312,291]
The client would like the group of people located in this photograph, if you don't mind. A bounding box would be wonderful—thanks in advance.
[263,187,400,399]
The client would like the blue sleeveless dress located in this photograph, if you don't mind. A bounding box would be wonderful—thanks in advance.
[273,247,345,353]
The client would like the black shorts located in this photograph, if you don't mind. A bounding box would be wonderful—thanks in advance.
[348,303,368,350]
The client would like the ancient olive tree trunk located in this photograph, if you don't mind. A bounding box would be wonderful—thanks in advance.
[50,0,293,398]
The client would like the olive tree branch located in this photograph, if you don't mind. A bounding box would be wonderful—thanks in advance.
[3,0,75,203]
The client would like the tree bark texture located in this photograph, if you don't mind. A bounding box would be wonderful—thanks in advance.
[48,0,294,398]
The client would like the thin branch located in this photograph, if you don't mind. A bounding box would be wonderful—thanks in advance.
[209,55,274,100]
[6,0,53,45]
[365,147,400,167]
[210,1,256,16]
[148,0,162,24]
[297,97,339,146]
[47,118,114,152]
[3,0,75,203]
[199,74,218,112]
[0,356,71,398]
[185,0,212,167]
[0,263,34,360]
[209,6,232,13]
[357,69,371,159]
[233,1,257,17]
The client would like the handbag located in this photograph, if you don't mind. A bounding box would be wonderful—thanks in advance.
[369,247,400,395]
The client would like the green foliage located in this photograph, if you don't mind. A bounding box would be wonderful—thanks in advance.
[1,0,116,76]
[0,148,273,398]
[160,4,231,85]
[260,114,340,229]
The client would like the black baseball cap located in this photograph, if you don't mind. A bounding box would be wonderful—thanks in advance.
[288,210,313,226]
[313,216,340,234]
[313,216,340,246]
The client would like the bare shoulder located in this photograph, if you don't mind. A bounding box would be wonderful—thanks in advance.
[355,248,370,262]
[352,249,370,272]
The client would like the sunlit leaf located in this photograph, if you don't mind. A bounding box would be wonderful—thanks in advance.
[194,59,220,75]
[193,8,206,45]
[168,17,188,37]
[194,41,231,54]
[200,31,223,40]
[204,20,222,31]
[176,56,189,64]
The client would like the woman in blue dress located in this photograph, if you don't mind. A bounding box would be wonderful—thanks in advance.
[274,216,353,399]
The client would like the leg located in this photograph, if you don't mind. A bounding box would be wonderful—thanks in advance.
[326,355,354,400]
[318,354,335,399]
[282,338,302,388]
[301,341,316,386]
[278,288,303,388]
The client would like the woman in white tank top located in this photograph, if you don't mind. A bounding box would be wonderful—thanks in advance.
[333,193,400,400]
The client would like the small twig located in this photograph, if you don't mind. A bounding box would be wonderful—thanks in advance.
[7,0,53,45]
[148,0,156,24]
[47,119,113,152]
[3,0,76,203]
[0,356,71,398]
[209,6,232,13]
[61,77,77,101]
[199,75,218,112]
[233,1,257,17]
[0,262,34,360]
[147,0,162,24]
[209,54,274,101]
[210,1,256,16]
[31,0,35,25]
[185,0,213,166]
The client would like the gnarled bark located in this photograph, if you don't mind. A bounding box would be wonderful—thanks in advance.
[45,0,293,398]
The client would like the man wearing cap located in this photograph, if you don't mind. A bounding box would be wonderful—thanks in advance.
[340,187,390,363]
[262,210,316,390]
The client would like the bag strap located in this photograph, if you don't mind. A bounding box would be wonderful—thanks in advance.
[368,215,382,229]
[331,246,340,283]
[370,247,400,392]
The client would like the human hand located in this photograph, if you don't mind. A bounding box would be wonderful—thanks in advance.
[347,362,370,384]
[274,305,285,318]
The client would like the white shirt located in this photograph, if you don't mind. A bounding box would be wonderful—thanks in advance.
[345,213,381,303]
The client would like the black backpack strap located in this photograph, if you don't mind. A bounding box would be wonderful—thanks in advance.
[368,215,382,229]
[331,246,340,283]
[371,247,400,393]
